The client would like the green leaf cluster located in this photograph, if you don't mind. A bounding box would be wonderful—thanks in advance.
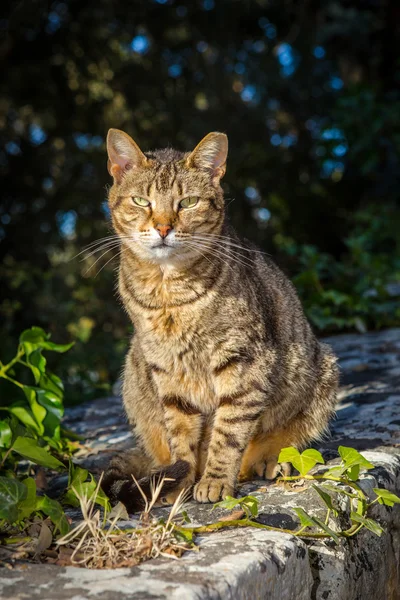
[0,476,68,535]
[64,462,111,512]
[0,328,78,542]
[0,327,73,447]
[213,495,259,518]
[275,445,400,543]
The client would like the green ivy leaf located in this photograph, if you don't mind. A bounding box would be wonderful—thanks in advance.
[22,386,46,433]
[372,488,400,507]
[0,420,12,449]
[278,447,324,476]
[12,436,65,470]
[16,477,38,521]
[312,516,340,544]
[338,446,374,471]
[181,510,191,523]
[25,348,47,384]
[0,477,27,523]
[320,483,358,499]
[40,341,74,353]
[350,512,384,536]
[312,484,338,515]
[36,496,69,536]
[19,327,48,344]
[19,328,73,355]
[64,466,110,511]
[64,464,90,507]
[174,526,193,543]
[325,447,374,478]
[7,402,43,435]
[347,464,360,481]
[213,495,259,517]
[39,373,64,398]
[293,507,315,528]
[68,462,88,488]
[36,389,64,440]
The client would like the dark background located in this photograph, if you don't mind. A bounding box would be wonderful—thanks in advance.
[1,0,399,403]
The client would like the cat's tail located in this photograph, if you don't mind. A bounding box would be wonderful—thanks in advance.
[101,448,190,514]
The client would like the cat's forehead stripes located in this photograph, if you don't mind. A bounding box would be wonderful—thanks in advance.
[144,160,190,201]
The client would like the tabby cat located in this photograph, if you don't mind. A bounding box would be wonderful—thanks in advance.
[102,128,338,512]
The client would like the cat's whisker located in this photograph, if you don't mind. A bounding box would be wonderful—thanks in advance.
[190,236,266,266]
[185,242,235,273]
[80,241,122,261]
[192,234,270,255]
[83,245,122,276]
[187,240,259,270]
[185,241,253,272]
[72,235,132,261]
[94,247,126,278]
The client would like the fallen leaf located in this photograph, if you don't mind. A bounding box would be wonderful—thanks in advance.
[35,469,48,490]
[35,521,53,557]
[218,509,245,521]
[108,502,129,521]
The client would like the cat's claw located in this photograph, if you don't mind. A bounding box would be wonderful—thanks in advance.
[193,478,234,503]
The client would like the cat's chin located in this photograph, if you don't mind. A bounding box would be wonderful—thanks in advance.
[145,244,189,266]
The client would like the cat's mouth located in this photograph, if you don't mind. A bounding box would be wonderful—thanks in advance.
[151,240,174,249]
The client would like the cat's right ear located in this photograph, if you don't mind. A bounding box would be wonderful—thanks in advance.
[106,129,147,183]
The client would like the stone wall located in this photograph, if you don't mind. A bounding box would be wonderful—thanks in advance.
[1,328,400,599]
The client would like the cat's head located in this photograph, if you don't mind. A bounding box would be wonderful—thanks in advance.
[106,129,228,264]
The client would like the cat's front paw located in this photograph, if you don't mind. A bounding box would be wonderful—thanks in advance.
[193,478,234,503]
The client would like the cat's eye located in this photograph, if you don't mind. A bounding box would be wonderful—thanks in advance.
[179,196,199,209]
[132,197,150,207]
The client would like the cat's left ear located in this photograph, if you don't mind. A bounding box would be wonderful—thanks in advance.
[186,132,228,184]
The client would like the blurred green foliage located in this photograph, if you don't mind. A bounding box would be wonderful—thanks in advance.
[1,0,399,402]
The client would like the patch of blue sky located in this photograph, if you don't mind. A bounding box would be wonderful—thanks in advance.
[202,0,214,10]
[330,76,344,90]
[46,11,61,34]
[130,34,150,55]
[265,25,276,40]
[258,18,277,39]
[313,46,325,59]
[252,40,265,53]
[253,207,271,222]
[333,143,348,157]
[30,124,47,146]
[168,64,182,78]
[42,177,54,191]
[74,133,103,150]
[276,42,299,78]
[234,63,246,75]
[57,210,77,239]
[321,127,345,141]
[102,201,111,219]
[282,133,297,147]
[197,41,208,53]
[5,141,22,155]
[270,134,282,146]
[241,85,257,103]
[321,159,344,178]
[245,186,260,204]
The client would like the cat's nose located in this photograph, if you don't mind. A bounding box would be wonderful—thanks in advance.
[155,223,172,238]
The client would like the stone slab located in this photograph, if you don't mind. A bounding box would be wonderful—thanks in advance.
[1,328,400,600]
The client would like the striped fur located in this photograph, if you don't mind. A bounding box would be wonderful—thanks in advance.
[102,129,338,510]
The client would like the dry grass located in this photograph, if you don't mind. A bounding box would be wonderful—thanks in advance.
[56,475,193,569]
